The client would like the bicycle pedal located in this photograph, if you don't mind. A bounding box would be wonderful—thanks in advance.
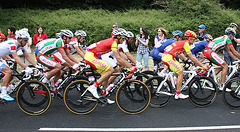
[97,96,107,107]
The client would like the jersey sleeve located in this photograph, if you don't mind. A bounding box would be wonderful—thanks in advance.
[226,37,233,46]
[56,39,65,49]
[21,47,27,53]
[184,42,191,54]
[111,41,118,51]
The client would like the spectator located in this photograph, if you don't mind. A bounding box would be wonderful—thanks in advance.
[196,24,207,41]
[154,27,168,47]
[17,28,32,70]
[6,27,16,41]
[33,26,48,45]
[135,27,150,71]
[224,23,240,74]
[110,23,120,38]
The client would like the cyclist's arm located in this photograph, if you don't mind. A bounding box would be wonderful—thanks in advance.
[188,52,203,67]
[58,48,75,66]
[23,51,37,66]
[227,45,240,59]
[11,52,28,68]
[113,50,131,68]
[64,48,79,63]
[179,53,188,62]
[2,55,11,60]
[125,52,137,64]
[73,45,84,58]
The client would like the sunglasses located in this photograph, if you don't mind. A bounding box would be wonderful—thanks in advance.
[121,36,126,39]
[112,26,117,29]
[82,37,85,39]
[199,28,203,29]
[68,37,72,40]
[158,30,162,32]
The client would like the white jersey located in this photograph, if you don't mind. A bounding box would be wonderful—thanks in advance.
[36,38,57,50]
[0,40,26,57]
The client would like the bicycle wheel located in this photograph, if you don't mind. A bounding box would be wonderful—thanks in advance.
[64,80,97,114]
[188,76,217,107]
[116,80,150,114]
[135,72,149,84]
[145,76,173,108]
[222,77,240,109]
[16,80,51,116]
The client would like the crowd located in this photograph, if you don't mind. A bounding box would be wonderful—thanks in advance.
[0,22,239,102]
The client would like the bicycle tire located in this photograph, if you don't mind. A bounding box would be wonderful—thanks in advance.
[64,80,97,114]
[145,76,173,108]
[16,80,51,116]
[116,80,150,114]
[222,77,240,109]
[188,76,217,107]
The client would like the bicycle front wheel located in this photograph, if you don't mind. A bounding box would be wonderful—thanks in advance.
[145,76,173,108]
[16,80,51,116]
[64,80,97,114]
[116,80,151,114]
[222,77,240,109]
[188,76,217,107]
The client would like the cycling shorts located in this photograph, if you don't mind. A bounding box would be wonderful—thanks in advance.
[101,52,117,68]
[161,54,182,73]
[52,52,66,64]
[0,60,6,72]
[204,48,224,65]
[37,53,58,69]
[84,51,111,75]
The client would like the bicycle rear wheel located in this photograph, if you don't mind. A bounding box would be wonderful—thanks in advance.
[145,76,173,108]
[188,76,217,107]
[16,80,51,116]
[64,80,97,114]
[116,80,150,114]
[222,77,240,109]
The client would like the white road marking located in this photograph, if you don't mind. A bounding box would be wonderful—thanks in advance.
[39,125,240,131]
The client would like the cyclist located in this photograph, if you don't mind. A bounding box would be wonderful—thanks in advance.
[0,30,38,101]
[0,32,6,42]
[161,30,209,99]
[150,30,183,71]
[100,31,143,98]
[204,27,240,90]
[84,28,137,100]
[37,29,80,87]
[68,30,87,58]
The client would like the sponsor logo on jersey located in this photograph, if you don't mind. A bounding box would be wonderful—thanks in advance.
[92,60,107,68]
[168,60,180,70]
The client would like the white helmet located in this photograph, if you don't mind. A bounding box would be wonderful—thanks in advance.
[75,30,87,37]
[16,30,30,40]
[126,31,134,38]
[60,29,74,38]
[56,32,61,38]
[112,28,127,37]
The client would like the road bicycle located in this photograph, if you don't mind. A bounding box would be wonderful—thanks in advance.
[63,68,151,115]
[222,61,240,109]
[145,65,217,108]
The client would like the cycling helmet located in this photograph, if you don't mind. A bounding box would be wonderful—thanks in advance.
[75,30,87,37]
[56,32,61,38]
[172,30,183,37]
[0,33,6,40]
[60,29,74,38]
[230,23,238,28]
[225,27,236,36]
[126,31,134,38]
[184,30,197,39]
[112,28,127,37]
[203,34,213,40]
[15,30,30,40]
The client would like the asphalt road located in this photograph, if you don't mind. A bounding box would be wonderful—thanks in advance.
[1,94,240,132]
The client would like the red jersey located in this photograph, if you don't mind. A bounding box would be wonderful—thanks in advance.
[86,38,118,56]
[6,35,16,41]
[164,40,191,57]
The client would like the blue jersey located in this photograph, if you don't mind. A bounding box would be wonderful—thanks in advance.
[155,38,176,53]
[191,41,208,55]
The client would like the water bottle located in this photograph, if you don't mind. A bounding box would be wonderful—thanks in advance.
[88,76,95,82]
[106,83,114,92]
[7,83,15,94]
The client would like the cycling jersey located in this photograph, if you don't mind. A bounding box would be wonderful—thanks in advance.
[38,38,66,56]
[0,40,26,57]
[190,41,208,55]
[86,38,118,56]
[164,40,191,58]
[207,35,232,52]
[35,38,57,55]
[68,37,79,50]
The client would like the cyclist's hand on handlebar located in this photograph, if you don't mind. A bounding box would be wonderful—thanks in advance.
[136,61,143,69]
[129,66,137,72]
[184,59,192,64]
[35,64,42,69]
[73,63,79,70]
[25,66,33,74]
[202,65,209,70]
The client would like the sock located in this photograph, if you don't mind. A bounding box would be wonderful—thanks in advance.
[42,78,49,83]
[93,81,100,88]
[176,90,181,96]
[1,86,7,95]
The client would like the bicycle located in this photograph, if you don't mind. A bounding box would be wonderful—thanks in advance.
[222,61,240,109]
[145,64,217,108]
[63,68,151,115]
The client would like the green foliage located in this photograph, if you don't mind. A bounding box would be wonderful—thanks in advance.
[0,5,240,51]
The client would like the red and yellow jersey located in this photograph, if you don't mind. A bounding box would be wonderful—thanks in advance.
[86,38,118,56]
[164,40,191,57]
